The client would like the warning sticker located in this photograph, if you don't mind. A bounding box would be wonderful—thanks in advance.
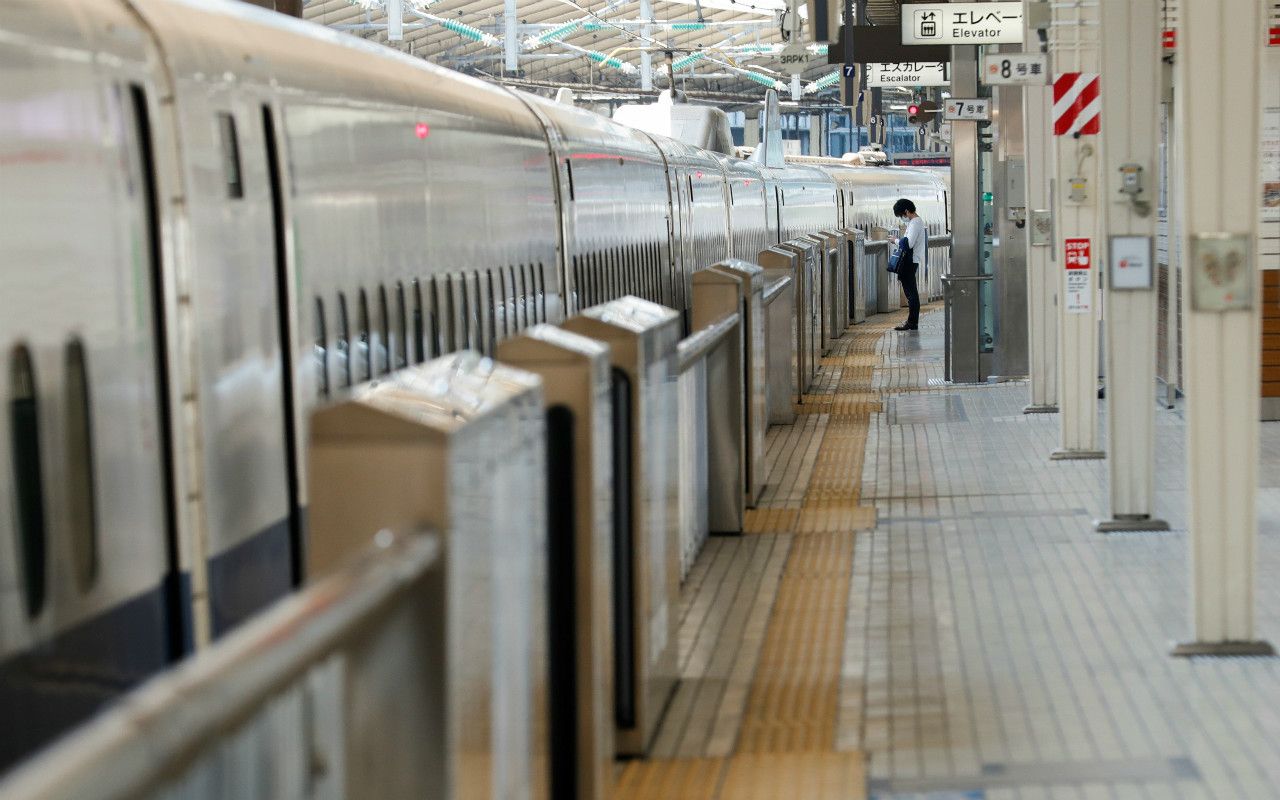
[1064,237,1092,313]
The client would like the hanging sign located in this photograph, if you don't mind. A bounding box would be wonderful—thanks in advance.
[981,53,1049,85]
[1065,237,1092,313]
[867,62,949,87]
[779,41,815,75]
[901,2,1024,45]
[943,98,991,121]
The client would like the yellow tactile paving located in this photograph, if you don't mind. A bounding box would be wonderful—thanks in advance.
[613,758,726,800]
[615,309,912,800]
[719,752,866,800]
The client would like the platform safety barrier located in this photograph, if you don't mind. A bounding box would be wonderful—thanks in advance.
[496,326,617,800]
[0,531,445,800]
[698,260,767,508]
[677,308,744,559]
[307,353,549,800]
[560,297,680,758]
[762,273,797,425]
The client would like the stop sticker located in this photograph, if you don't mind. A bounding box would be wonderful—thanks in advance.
[1065,238,1091,269]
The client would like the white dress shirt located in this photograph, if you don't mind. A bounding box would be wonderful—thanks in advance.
[903,216,927,270]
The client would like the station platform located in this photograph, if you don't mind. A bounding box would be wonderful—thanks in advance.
[618,307,1280,800]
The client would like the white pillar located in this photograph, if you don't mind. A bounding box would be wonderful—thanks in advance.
[503,0,518,72]
[387,0,404,42]
[1023,3,1058,413]
[744,111,760,147]
[1047,0,1104,460]
[639,0,653,91]
[1093,0,1168,532]
[1171,0,1272,656]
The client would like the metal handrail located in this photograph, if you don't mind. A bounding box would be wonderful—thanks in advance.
[678,311,740,373]
[761,275,792,305]
[0,531,441,800]
[940,274,994,282]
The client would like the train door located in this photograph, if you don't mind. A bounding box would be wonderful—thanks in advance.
[0,32,183,765]
[183,91,298,637]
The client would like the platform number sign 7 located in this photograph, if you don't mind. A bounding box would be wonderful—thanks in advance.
[843,64,856,78]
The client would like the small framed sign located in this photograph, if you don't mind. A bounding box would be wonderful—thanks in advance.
[1189,232,1253,311]
[1108,235,1153,290]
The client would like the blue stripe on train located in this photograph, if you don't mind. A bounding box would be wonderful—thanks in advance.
[0,579,177,773]
[208,517,295,638]
[0,518,296,774]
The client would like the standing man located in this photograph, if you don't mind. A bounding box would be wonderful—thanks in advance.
[892,198,927,331]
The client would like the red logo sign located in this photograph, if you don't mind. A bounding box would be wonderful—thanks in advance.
[1065,238,1091,269]
[1162,30,1176,49]
[1270,26,1279,47]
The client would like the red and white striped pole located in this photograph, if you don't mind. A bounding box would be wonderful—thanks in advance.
[1048,3,1105,460]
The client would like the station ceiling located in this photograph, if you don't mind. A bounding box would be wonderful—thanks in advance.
[303,0,904,107]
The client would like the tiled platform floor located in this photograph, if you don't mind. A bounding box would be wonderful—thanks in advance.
[628,307,1280,799]
[845,312,1280,799]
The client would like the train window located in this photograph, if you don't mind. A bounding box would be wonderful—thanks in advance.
[536,263,548,322]
[216,113,243,200]
[394,282,408,370]
[458,274,472,352]
[356,289,371,382]
[495,268,508,337]
[336,292,351,388]
[314,297,329,397]
[64,338,98,592]
[485,270,498,347]
[377,285,390,376]
[442,275,457,354]
[9,343,46,617]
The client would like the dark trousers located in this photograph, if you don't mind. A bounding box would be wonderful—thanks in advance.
[899,264,920,328]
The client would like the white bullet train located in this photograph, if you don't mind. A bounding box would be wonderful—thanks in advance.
[0,0,948,768]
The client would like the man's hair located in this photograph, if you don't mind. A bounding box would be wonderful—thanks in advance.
[893,198,917,216]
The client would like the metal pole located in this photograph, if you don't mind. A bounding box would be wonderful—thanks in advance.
[948,45,983,383]
[387,0,404,42]
[1170,0,1272,656]
[1092,0,1168,532]
[504,0,519,73]
[1022,2,1058,413]
[640,0,653,91]
[1047,0,1104,460]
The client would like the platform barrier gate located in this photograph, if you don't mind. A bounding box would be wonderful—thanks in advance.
[560,297,680,758]
[700,259,767,509]
[776,238,824,372]
[496,327,616,800]
[307,354,548,800]
[762,273,797,425]
[0,354,551,800]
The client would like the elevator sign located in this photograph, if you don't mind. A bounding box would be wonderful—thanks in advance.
[1064,237,1092,313]
[901,2,1024,45]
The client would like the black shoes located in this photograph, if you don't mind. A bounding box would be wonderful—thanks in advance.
[894,324,918,331]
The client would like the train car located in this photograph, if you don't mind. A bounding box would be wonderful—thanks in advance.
[0,0,842,770]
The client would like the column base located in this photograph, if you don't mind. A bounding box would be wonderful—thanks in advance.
[1050,449,1106,461]
[1094,515,1170,533]
[1023,404,1059,414]
[1171,640,1276,658]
